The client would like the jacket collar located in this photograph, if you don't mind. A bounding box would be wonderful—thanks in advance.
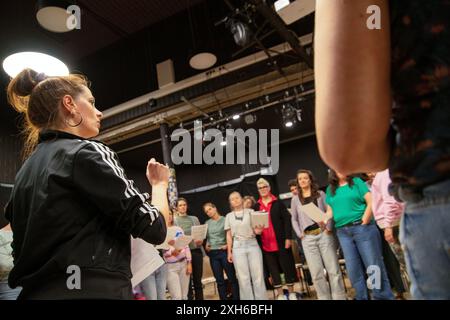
[257,193,277,206]
[39,130,85,143]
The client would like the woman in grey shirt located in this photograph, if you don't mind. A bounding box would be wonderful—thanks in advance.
[291,169,346,300]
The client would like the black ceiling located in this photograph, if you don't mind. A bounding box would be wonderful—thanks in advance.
[0,0,315,174]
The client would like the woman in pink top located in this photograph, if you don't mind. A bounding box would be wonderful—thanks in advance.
[163,213,192,300]
[371,169,406,272]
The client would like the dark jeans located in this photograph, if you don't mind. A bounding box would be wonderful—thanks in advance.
[188,248,204,300]
[263,248,298,288]
[208,249,240,300]
[377,226,406,294]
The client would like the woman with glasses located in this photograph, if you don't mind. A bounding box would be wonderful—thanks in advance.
[254,178,298,300]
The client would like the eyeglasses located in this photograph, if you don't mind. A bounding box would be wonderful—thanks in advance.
[258,185,269,190]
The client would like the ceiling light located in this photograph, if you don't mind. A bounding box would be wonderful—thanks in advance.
[189,52,217,70]
[2,52,69,77]
[36,0,78,33]
[244,114,257,125]
[232,114,240,120]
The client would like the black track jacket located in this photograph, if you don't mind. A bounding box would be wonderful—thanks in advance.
[5,130,166,299]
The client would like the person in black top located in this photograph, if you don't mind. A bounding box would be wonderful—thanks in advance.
[4,68,170,299]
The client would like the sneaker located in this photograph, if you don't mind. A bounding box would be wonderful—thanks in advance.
[276,294,287,300]
[288,292,298,300]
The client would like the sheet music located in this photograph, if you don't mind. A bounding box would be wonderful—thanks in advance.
[155,226,179,250]
[250,211,269,228]
[130,237,165,287]
[174,235,193,250]
[302,202,327,223]
[191,224,208,241]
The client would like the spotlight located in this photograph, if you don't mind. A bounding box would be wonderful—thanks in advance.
[226,18,252,47]
[232,114,240,120]
[285,121,294,128]
[244,114,257,125]
[281,103,297,128]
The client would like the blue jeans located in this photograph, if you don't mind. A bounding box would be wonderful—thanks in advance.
[140,263,168,300]
[208,249,240,300]
[232,238,267,300]
[0,282,21,300]
[336,223,394,300]
[399,179,450,299]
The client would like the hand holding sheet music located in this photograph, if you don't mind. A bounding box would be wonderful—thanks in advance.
[155,226,179,250]
[251,211,269,228]
[173,235,193,250]
[191,224,208,241]
[130,238,165,287]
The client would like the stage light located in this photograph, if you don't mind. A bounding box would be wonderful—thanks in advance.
[244,114,257,125]
[281,103,297,128]
[226,18,252,47]
[3,52,69,77]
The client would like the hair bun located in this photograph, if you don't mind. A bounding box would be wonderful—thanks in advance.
[12,68,47,97]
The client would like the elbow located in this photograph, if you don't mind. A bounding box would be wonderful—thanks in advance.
[151,230,167,245]
[141,217,167,245]
[317,135,389,175]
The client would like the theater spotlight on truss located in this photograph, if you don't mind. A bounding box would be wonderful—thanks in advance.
[226,18,253,47]
[281,103,297,128]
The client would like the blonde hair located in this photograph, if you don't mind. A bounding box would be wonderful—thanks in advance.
[6,68,89,158]
[256,177,270,187]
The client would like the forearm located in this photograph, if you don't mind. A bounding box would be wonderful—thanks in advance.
[315,0,391,174]
[151,184,170,227]
[226,230,233,256]
[363,206,373,220]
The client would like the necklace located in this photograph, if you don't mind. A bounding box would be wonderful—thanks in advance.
[233,210,245,221]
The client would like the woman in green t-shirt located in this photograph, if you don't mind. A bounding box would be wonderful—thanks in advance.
[203,203,240,300]
[326,170,393,300]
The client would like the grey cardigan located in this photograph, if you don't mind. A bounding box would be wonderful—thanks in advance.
[290,191,327,238]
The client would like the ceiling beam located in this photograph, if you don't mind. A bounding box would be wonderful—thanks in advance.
[250,0,313,68]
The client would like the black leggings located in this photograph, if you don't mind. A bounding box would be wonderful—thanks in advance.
[263,249,298,288]
[188,248,204,300]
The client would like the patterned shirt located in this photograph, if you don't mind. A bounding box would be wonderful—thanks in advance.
[389,0,450,191]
